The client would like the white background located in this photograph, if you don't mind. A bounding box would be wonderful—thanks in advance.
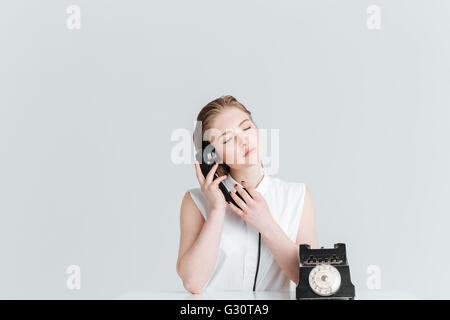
[0,0,449,298]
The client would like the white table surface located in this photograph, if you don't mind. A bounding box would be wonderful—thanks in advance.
[116,290,417,300]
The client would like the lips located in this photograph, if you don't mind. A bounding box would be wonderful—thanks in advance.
[244,148,255,157]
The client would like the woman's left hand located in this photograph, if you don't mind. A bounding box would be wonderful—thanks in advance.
[228,181,275,234]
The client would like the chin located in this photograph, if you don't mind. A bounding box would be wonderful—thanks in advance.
[236,159,260,167]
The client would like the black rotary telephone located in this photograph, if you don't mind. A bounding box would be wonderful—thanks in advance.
[296,243,355,300]
[195,140,261,291]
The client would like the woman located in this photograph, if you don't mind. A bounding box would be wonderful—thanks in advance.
[176,95,318,294]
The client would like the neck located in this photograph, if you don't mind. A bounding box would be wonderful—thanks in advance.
[229,162,264,189]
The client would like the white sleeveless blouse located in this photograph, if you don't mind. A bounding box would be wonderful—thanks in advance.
[187,167,306,292]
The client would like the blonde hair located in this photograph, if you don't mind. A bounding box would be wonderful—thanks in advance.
[193,95,257,177]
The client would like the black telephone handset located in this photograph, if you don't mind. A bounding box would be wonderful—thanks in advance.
[195,141,250,210]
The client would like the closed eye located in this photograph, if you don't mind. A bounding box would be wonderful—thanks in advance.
[223,126,252,144]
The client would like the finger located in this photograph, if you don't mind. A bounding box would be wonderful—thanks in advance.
[229,190,248,211]
[194,160,205,185]
[235,183,253,204]
[213,174,228,187]
[228,201,244,218]
[205,163,219,185]
[241,181,260,200]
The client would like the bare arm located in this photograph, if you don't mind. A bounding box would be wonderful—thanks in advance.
[176,160,229,294]
[261,185,318,285]
[176,191,225,294]
[295,186,319,249]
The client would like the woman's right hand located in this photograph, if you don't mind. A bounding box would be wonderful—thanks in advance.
[194,160,228,211]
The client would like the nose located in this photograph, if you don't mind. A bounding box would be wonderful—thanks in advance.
[237,132,249,148]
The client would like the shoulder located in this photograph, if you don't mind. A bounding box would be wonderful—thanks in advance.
[184,187,201,199]
[269,176,307,199]
[185,187,208,203]
[181,187,208,220]
[180,188,196,210]
[179,190,205,239]
[182,187,201,206]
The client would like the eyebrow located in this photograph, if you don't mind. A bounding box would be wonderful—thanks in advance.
[219,119,250,138]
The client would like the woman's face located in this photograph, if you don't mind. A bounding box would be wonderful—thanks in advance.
[207,107,262,169]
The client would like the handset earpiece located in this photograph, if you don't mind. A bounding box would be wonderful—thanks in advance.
[196,140,247,210]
